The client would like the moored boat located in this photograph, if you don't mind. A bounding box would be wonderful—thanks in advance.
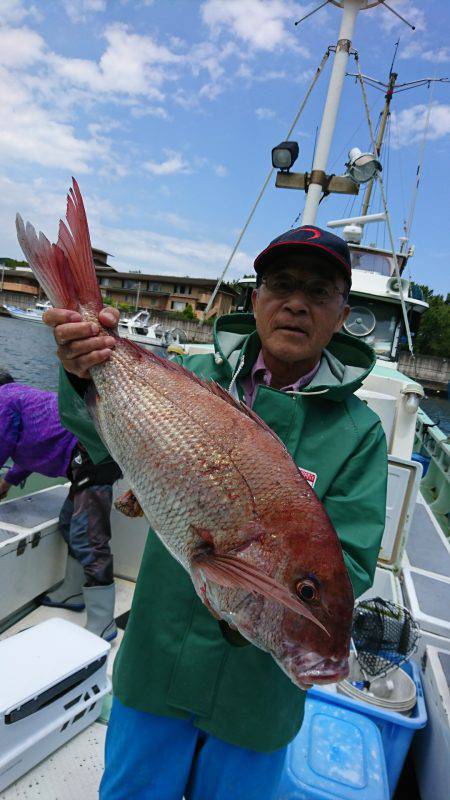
[3,300,52,323]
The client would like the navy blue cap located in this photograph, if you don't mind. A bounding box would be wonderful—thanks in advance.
[254,225,352,288]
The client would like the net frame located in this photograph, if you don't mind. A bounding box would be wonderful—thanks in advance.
[351,596,420,678]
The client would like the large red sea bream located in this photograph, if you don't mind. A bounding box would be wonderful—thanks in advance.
[16,179,354,687]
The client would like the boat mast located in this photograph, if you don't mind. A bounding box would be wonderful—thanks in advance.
[360,70,396,219]
[302,0,369,225]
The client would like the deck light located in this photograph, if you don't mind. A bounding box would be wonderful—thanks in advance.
[346,148,382,184]
[272,141,299,172]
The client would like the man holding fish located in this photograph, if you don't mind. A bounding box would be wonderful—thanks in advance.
[19,185,387,800]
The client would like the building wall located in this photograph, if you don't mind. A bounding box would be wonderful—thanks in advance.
[1,264,237,317]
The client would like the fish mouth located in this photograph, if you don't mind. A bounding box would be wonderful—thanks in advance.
[290,656,349,686]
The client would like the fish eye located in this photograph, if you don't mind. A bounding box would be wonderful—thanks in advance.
[295,579,318,602]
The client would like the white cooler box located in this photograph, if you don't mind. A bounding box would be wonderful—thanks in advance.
[0,618,110,791]
[0,485,69,625]
[401,499,450,657]
[401,568,450,655]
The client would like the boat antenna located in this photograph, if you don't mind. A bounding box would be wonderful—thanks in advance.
[379,1,416,31]
[199,49,331,322]
[389,38,400,76]
[346,58,449,234]
[294,1,331,27]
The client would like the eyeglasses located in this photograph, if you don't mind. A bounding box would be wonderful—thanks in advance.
[262,273,346,305]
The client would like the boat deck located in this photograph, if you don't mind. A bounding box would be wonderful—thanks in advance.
[0,579,135,800]
[0,724,106,800]
[1,494,448,798]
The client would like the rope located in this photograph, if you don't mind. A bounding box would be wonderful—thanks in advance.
[355,55,414,356]
[200,48,331,322]
[383,113,392,251]
[405,79,436,243]
[392,111,407,240]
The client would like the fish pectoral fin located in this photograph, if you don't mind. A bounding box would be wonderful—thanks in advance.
[114,489,144,518]
[190,563,222,620]
[192,554,329,637]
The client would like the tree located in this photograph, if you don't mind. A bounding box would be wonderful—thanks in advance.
[181,303,195,320]
[118,301,134,313]
[0,257,28,269]
[412,285,450,358]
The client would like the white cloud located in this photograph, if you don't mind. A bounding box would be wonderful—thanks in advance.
[93,224,252,279]
[130,105,170,120]
[0,26,45,67]
[63,0,106,24]
[0,67,113,172]
[201,0,304,52]
[49,24,181,100]
[143,150,192,176]
[0,0,41,25]
[255,107,276,120]
[152,211,193,232]
[400,40,450,64]
[214,164,228,177]
[393,103,450,147]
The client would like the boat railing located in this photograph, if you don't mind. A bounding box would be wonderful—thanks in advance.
[415,408,450,536]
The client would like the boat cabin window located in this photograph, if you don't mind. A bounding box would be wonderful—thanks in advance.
[344,299,400,360]
[350,250,391,277]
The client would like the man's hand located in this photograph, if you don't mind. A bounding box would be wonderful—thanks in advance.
[0,479,11,500]
[43,307,120,379]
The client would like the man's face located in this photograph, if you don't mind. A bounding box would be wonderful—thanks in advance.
[252,255,350,367]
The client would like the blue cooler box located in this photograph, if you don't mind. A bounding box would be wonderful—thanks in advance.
[308,661,427,797]
[277,696,389,800]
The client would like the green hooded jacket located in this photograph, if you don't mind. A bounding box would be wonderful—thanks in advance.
[58,313,387,752]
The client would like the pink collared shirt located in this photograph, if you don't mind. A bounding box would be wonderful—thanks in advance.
[241,350,321,408]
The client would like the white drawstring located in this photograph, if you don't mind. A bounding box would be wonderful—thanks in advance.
[286,388,330,396]
[228,355,245,398]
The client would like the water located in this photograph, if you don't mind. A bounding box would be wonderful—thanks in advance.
[0,316,60,391]
[0,316,167,393]
[420,395,450,436]
[1,315,449,434]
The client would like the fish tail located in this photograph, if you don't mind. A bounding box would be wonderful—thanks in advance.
[15,178,103,314]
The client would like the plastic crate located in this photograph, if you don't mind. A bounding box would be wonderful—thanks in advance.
[308,660,427,798]
[277,696,389,800]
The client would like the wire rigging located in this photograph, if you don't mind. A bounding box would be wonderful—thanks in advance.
[201,48,331,321]
[404,79,436,244]
[355,56,415,356]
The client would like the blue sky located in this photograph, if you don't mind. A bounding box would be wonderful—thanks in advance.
[0,0,449,294]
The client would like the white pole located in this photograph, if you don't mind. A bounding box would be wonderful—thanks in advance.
[302,0,360,226]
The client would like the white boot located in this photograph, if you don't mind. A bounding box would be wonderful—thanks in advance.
[41,555,85,611]
[83,583,118,641]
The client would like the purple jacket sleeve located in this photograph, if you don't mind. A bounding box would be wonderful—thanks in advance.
[4,463,32,486]
[0,397,29,485]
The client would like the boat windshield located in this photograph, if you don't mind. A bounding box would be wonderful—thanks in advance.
[344,299,400,360]
[350,250,391,277]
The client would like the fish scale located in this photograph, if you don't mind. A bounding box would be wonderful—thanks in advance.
[15,178,355,689]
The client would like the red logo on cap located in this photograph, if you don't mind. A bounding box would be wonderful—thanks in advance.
[300,227,321,240]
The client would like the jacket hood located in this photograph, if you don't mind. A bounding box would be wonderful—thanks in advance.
[212,312,376,402]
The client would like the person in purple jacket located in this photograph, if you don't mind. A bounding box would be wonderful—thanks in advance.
[0,370,121,640]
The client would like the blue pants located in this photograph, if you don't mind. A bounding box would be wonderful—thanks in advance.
[99,698,287,800]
